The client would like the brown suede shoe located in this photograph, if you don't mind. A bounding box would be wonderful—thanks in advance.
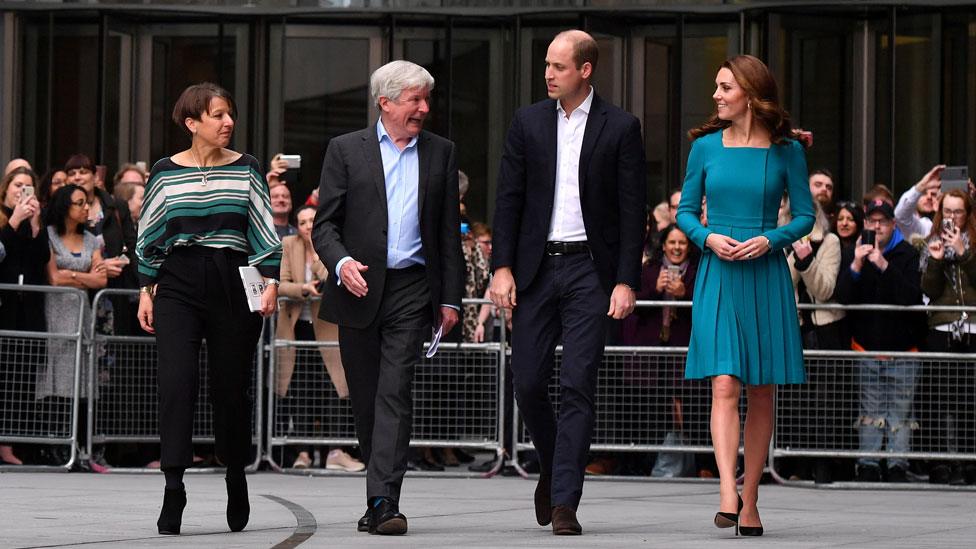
[551,505,582,535]
[534,474,552,526]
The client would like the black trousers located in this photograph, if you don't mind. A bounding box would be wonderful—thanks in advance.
[511,253,609,509]
[153,247,262,470]
[339,265,431,503]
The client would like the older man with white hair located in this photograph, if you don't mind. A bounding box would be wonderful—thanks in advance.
[313,60,463,536]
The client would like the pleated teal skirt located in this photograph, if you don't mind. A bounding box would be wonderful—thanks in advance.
[684,227,806,386]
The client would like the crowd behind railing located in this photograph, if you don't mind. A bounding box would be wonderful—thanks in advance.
[1,155,974,486]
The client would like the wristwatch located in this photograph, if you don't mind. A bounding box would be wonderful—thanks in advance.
[140,284,156,298]
[264,278,280,288]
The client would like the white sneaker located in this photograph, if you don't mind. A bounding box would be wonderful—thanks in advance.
[292,451,312,469]
[326,449,365,472]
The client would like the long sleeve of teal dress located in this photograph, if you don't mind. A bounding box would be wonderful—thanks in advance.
[676,130,814,385]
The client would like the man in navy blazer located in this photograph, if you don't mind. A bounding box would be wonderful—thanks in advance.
[489,30,646,535]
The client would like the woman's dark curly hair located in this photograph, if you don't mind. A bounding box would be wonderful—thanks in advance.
[688,54,795,145]
[46,184,87,236]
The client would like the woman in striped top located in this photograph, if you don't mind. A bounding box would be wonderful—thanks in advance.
[136,82,281,536]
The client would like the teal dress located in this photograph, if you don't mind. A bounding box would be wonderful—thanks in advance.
[676,130,814,385]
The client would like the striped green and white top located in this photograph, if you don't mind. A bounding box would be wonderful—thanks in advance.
[136,154,282,285]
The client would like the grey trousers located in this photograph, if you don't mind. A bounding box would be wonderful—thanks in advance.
[339,265,431,504]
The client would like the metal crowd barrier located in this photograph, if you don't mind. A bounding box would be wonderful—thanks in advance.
[0,283,87,471]
[87,288,264,472]
[510,300,976,489]
[5,284,975,489]
[514,346,727,455]
[266,297,505,470]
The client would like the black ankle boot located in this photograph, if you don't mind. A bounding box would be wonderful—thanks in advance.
[157,487,187,535]
[226,476,250,532]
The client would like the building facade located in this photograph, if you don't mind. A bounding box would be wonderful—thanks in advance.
[1,1,974,222]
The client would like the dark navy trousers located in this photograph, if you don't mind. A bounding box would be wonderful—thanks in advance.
[510,253,609,509]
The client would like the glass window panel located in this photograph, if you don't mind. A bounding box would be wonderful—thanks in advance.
[102,33,124,174]
[795,34,848,196]
[644,38,672,202]
[447,40,491,224]
[942,14,976,173]
[680,27,732,170]
[404,38,448,139]
[20,22,100,172]
[591,36,619,105]
[531,36,553,104]
[150,33,236,163]
[282,36,369,206]
[774,15,855,202]
[405,37,492,224]
[876,14,939,194]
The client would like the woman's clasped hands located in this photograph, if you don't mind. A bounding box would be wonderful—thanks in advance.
[705,233,771,261]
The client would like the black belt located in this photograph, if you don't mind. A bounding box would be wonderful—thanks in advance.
[545,241,590,256]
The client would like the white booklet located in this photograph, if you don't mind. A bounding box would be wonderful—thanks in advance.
[238,266,266,312]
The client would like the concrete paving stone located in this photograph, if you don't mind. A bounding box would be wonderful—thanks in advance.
[1,472,974,548]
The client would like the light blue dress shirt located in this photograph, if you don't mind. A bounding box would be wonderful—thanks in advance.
[334,122,459,314]
[335,121,424,280]
[377,121,425,269]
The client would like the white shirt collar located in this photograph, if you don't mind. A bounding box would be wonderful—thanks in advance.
[556,86,595,118]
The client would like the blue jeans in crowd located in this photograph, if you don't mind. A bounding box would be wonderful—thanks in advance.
[857,357,919,470]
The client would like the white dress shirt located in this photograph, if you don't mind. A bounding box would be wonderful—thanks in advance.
[547,87,594,242]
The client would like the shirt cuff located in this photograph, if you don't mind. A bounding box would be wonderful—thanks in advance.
[440,304,461,311]
[335,256,353,286]
[849,267,862,281]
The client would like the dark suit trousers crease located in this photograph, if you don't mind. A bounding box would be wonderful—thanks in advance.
[339,266,431,503]
[153,247,263,470]
[511,253,608,509]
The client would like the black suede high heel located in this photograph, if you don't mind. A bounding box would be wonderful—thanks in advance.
[739,522,764,536]
[739,497,764,536]
[157,487,187,535]
[713,494,743,536]
[226,476,250,532]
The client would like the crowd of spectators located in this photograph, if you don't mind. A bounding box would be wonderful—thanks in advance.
[579,165,976,485]
[2,154,974,485]
[0,156,139,469]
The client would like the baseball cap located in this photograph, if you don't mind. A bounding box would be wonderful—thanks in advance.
[864,199,895,219]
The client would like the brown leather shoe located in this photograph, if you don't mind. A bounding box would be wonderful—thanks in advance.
[551,505,582,535]
[534,473,552,525]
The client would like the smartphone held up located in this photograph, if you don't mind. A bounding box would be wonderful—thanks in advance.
[940,166,969,194]
[861,229,876,247]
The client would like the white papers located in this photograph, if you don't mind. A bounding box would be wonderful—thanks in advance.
[238,266,266,312]
[425,323,444,359]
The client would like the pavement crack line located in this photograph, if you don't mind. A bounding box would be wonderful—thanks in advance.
[262,494,317,548]
[14,495,315,549]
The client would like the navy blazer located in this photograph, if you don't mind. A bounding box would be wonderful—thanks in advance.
[492,94,647,293]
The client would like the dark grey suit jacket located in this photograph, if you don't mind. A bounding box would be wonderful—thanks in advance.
[312,123,464,329]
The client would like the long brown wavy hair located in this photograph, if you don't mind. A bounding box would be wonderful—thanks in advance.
[929,189,976,245]
[688,54,794,145]
[0,166,38,229]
